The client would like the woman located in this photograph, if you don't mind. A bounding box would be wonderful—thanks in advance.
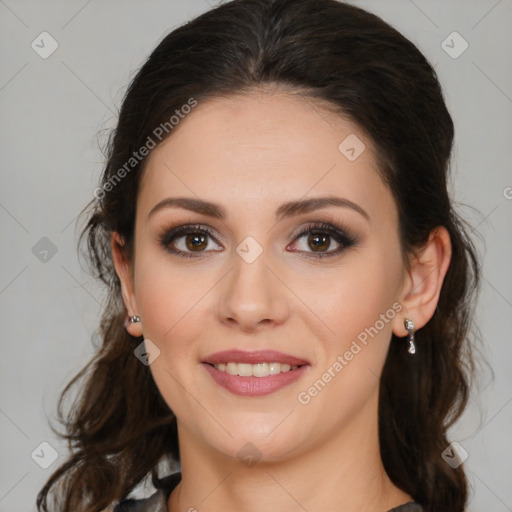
[36,0,482,511]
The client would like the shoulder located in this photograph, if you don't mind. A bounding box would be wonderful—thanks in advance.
[113,489,166,512]
[113,472,182,512]
[110,473,422,512]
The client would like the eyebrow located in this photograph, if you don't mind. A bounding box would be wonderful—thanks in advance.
[147,195,370,223]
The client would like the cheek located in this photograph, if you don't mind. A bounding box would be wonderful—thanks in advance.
[133,247,205,354]
[292,255,403,431]
[133,252,210,418]
[299,249,403,358]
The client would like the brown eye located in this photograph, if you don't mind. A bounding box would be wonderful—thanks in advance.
[158,221,357,260]
[158,224,222,259]
[307,233,332,252]
[289,222,358,259]
[184,233,209,252]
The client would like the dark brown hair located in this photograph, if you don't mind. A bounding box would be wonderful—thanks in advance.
[37,1,485,511]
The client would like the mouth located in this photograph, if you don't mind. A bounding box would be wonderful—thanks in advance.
[204,361,305,377]
[201,349,310,397]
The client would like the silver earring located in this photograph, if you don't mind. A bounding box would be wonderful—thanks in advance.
[404,318,416,355]
[129,316,141,323]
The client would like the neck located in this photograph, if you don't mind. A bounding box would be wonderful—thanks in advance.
[168,392,412,512]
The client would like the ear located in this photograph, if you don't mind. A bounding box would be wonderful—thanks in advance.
[392,226,452,337]
[111,232,143,338]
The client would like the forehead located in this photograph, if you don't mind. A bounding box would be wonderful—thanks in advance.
[142,89,372,170]
[137,90,395,226]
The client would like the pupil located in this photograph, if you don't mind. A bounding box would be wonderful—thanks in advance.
[310,234,329,251]
[187,233,207,251]
[183,233,332,253]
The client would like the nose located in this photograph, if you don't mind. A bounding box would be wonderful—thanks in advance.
[216,246,290,333]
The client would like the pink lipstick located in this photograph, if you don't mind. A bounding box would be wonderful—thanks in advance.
[202,349,310,397]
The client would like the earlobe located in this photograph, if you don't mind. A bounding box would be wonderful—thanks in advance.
[392,226,452,337]
[111,232,143,338]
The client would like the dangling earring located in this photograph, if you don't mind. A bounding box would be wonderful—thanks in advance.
[129,315,141,323]
[404,318,416,355]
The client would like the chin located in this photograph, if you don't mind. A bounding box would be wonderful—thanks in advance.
[208,423,306,464]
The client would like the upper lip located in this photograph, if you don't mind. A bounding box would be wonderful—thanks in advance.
[202,349,310,366]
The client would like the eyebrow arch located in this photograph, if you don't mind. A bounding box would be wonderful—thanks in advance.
[147,195,370,223]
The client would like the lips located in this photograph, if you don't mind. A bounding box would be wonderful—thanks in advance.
[201,349,310,396]
[202,349,310,366]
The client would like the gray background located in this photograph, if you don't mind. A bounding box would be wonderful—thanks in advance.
[1,0,511,511]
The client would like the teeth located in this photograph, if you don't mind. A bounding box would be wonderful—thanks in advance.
[213,362,300,377]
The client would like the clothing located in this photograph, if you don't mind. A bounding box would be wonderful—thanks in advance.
[113,472,424,511]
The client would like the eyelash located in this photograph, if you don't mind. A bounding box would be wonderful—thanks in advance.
[157,221,358,260]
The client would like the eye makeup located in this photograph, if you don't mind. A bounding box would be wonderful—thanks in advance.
[156,219,359,260]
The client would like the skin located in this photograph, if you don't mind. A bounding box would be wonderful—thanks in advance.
[111,87,452,512]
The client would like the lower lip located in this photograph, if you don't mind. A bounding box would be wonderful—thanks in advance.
[202,363,309,397]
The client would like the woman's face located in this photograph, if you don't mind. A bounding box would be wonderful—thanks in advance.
[121,90,410,462]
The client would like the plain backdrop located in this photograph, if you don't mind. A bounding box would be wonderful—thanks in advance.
[1,1,511,511]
